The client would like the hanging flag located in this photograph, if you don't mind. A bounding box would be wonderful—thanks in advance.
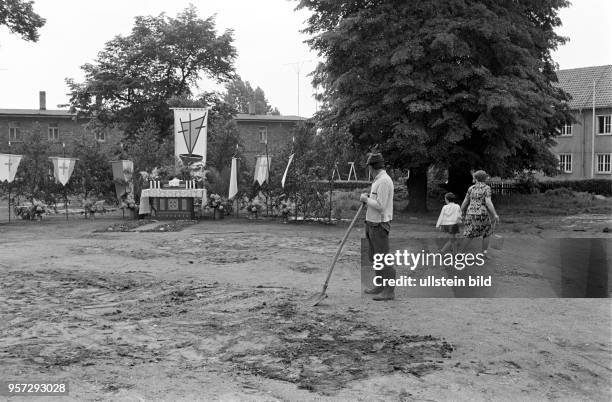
[110,160,134,200]
[49,157,77,186]
[281,154,294,188]
[171,108,208,166]
[229,157,238,199]
[253,155,271,185]
[0,153,23,183]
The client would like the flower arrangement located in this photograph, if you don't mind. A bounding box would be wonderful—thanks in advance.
[82,198,108,219]
[208,193,225,210]
[15,199,46,220]
[243,195,264,218]
[120,190,137,211]
[279,199,295,220]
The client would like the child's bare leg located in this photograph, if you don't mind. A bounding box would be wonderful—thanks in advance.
[450,234,458,254]
[440,239,452,253]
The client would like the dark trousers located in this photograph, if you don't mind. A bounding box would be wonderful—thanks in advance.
[365,221,396,291]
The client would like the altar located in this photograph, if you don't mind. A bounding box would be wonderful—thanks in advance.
[139,188,207,220]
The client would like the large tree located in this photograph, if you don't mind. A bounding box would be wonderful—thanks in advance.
[223,77,280,115]
[298,0,572,211]
[0,0,45,42]
[65,5,236,140]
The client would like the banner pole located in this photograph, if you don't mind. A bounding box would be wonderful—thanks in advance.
[8,182,11,223]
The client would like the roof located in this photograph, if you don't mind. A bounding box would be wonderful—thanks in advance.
[0,108,75,118]
[234,113,308,123]
[555,65,612,110]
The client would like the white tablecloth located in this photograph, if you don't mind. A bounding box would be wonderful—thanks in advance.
[139,188,207,215]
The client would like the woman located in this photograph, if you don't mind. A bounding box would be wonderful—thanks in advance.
[459,170,500,258]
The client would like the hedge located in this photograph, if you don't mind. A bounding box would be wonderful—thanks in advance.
[538,179,612,196]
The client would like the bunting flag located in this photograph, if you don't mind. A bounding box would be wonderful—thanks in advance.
[0,153,23,183]
[110,160,134,200]
[281,154,294,188]
[253,155,271,185]
[49,157,77,186]
[171,108,208,166]
[229,157,238,199]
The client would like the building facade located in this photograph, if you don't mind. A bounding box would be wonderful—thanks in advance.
[551,65,612,180]
[234,113,308,169]
[0,92,118,155]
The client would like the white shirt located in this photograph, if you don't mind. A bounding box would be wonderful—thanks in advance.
[365,170,394,223]
[436,203,462,227]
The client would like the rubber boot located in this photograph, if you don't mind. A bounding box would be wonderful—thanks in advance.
[364,272,384,294]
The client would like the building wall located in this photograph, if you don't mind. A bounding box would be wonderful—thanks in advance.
[0,115,119,155]
[549,107,612,180]
[237,120,298,169]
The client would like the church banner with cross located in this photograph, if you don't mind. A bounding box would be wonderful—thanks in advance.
[49,157,78,186]
[0,153,23,183]
[171,108,208,166]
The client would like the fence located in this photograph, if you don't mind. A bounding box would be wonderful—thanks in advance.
[487,181,517,196]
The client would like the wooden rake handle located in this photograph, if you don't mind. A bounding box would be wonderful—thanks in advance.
[320,203,365,293]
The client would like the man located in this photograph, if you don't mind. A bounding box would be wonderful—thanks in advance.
[360,153,396,301]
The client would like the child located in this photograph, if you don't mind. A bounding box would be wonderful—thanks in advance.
[436,192,462,253]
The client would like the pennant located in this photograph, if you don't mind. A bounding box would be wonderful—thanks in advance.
[229,157,238,199]
[281,154,294,188]
[49,157,77,186]
[253,155,271,185]
[0,153,23,183]
[110,160,134,200]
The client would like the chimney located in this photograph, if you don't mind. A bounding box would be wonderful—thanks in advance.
[39,91,46,110]
[248,101,256,115]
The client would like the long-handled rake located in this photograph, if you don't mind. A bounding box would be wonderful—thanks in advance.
[306,203,365,307]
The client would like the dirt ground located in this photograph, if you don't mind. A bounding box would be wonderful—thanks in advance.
[0,210,611,401]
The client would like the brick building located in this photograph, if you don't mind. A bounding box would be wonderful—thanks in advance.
[551,65,612,179]
[0,91,118,154]
[234,113,308,169]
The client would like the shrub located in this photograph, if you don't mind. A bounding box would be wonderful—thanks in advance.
[538,179,611,196]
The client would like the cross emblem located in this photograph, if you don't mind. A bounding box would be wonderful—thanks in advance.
[59,160,69,174]
[4,158,13,171]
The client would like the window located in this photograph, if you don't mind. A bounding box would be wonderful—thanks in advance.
[596,154,611,174]
[558,154,572,173]
[559,122,572,136]
[8,126,22,142]
[95,131,106,142]
[258,127,267,144]
[48,124,59,141]
[598,115,611,135]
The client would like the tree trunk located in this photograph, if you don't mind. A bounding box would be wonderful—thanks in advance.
[446,163,474,201]
[405,165,428,212]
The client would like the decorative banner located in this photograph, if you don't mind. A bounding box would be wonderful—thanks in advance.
[229,157,238,199]
[49,157,77,186]
[253,155,271,185]
[171,108,208,166]
[0,153,23,183]
[281,154,294,188]
[110,160,134,200]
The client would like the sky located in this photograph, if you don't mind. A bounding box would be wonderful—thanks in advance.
[0,0,610,118]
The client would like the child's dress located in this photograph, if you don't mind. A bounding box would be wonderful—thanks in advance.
[436,203,462,234]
